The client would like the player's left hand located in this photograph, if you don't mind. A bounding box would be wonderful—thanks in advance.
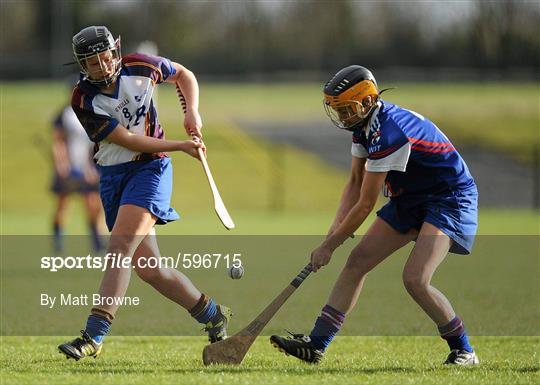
[310,244,334,272]
[179,139,206,159]
[184,109,203,139]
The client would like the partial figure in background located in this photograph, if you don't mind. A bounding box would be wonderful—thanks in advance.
[51,104,103,252]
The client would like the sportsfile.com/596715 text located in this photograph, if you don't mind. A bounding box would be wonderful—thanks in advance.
[40,253,243,272]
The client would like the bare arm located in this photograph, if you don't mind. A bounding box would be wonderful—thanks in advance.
[52,128,70,177]
[327,157,366,237]
[323,170,387,250]
[106,123,204,159]
[166,62,202,138]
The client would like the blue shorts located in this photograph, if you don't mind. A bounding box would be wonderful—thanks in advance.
[97,157,179,231]
[377,187,478,255]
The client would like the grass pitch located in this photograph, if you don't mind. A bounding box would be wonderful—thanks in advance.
[1,81,538,384]
[2,81,539,235]
[1,336,538,385]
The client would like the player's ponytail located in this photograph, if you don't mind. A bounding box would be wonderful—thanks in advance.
[378,87,396,96]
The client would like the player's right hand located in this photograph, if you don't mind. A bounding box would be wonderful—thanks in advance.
[310,244,334,272]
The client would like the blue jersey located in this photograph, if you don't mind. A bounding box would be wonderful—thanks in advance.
[351,101,476,197]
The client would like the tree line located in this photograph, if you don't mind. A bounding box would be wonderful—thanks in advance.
[1,0,538,79]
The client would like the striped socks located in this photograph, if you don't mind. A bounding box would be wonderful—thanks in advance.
[189,294,218,324]
[85,314,111,343]
[438,315,473,352]
[309,304,345,352]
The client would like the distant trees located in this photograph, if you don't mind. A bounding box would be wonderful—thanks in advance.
[1,0,538,79]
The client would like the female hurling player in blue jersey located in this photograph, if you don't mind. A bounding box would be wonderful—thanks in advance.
[271,66,479,366]
[58,26,232,361]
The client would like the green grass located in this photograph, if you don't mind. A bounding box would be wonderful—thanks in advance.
[196,82,540,163]
[1,81,538,384]
[1,81,538,230]
[2,207,538,235]
[1,336,538,385]
[1,81,538,235]
[1,81,349,233]
[2,233,538,337]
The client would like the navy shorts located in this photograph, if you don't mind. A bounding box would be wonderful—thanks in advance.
[51,169,99,195]
[97,157,180,231]
[377,187,478,255]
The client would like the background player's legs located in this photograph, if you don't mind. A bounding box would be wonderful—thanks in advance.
[53,194,69,252]
[402,222,473,353]
[83,191,104,251]
[133,227,200,309]
[309,218,417,352]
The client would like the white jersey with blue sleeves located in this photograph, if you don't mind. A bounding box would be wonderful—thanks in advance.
[72,53,176,166]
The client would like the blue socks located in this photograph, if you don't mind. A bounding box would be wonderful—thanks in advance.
[53,222,63,252]
[189,294,218,324]
[309,304,345,352]
[89,222,103,251]
[438,315,473,352]
[54,222,103,252]
[85,314,111,343]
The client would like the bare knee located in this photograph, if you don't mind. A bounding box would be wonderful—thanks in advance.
[343,249,376,279]
[108,235,138,257]
[402,269,431,296]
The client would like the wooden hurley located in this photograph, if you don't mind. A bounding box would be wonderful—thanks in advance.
[202,264,312,365]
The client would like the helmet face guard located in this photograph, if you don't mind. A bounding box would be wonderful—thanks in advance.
[72,26,122,87]
[323,98,370,131]
[323,66,379,131]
